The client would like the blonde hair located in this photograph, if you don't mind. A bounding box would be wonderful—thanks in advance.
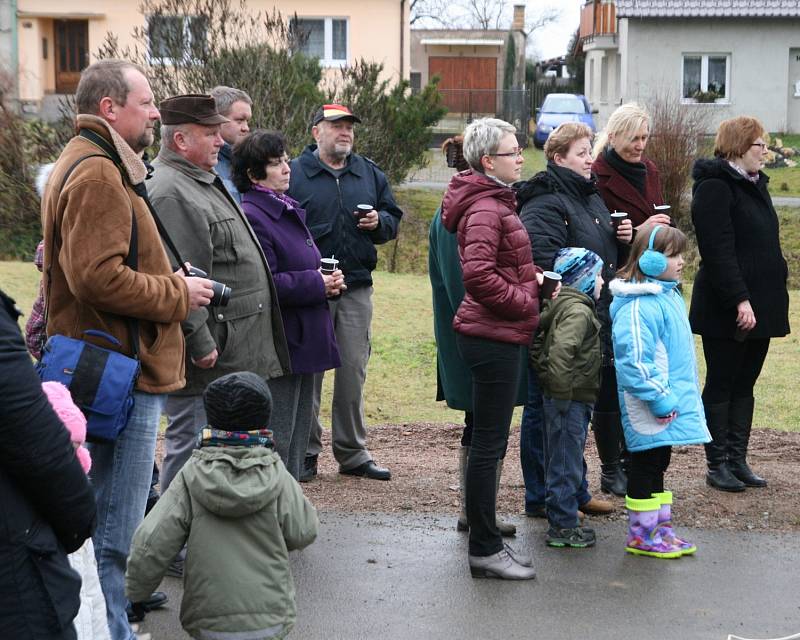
[714,116,767,160]
[544,122,593,162]
[592,102,650,158]
[616,224,688,282]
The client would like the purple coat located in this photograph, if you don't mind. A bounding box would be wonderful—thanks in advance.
[241,188,340,374]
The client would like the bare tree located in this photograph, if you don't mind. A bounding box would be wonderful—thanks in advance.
[412,0,560,33]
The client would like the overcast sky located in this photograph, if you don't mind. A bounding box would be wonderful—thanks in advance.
[530,0,583,60]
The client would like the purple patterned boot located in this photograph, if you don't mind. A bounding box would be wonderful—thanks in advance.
[625,496,682,559]
[653,491,696,556]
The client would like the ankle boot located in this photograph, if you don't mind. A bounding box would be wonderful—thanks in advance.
[652,491,696,556]
[727,397,767,487]
[624,496,682,559]
[456,450,516,536]
[703,402,746,492]
[592,411,627,496]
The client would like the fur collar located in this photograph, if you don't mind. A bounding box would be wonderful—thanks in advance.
[609,278,664,297]
[76,114,148,185]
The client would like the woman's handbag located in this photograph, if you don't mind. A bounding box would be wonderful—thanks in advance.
[38,149,141,442]
[37,330,140,442]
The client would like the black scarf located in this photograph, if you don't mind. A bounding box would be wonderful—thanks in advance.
[605,147,647,195]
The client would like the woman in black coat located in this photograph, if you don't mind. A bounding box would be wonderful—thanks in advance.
[517,122,633,500]
[0,289,97,639]
[690,116,790,492]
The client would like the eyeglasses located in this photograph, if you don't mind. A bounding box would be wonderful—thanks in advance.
[751,142,767,150]
[489,149,524,158]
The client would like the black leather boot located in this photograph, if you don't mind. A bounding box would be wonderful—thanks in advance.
[727,396,767,487]
[703,401,746,492]
[592,411,627,496]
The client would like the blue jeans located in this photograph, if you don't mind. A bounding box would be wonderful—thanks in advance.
[88,391,165,640]
[543,398,592,529]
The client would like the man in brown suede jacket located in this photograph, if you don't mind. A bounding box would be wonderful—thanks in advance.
[41,59,214,640]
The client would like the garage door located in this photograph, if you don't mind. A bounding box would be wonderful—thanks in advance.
[429,57,497,114]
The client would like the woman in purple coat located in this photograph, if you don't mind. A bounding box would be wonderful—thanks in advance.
[233,130,343,479]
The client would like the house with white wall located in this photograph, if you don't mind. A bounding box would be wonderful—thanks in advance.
[580,0,800,133]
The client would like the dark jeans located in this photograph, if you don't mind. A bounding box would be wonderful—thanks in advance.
[701,336,770,404]
[456,333,522,557]
[627,446,672,499]
[520,365,589,512]
[542,398,592,529]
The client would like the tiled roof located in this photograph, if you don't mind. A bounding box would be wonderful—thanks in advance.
[616,0,800,18]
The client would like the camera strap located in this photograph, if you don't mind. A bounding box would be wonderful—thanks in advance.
[78,128,190,275]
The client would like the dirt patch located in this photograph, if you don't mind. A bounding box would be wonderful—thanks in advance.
[157,424,800,531]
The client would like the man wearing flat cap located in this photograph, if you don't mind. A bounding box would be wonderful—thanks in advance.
[288,104,403,482]
[148,94,291,517]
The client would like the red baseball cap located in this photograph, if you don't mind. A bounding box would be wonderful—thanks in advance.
[312,103,362,126]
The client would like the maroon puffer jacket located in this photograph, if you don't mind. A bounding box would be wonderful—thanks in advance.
[441,170,540,345]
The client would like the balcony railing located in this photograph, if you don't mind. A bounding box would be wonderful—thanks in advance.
[579,1,616,41]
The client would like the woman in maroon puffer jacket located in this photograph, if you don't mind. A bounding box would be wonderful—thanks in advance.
[441,117,542,580]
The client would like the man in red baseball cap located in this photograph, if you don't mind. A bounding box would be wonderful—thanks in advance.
[288,104,403,482]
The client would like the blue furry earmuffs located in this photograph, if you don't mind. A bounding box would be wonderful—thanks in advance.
[638,226,668,277]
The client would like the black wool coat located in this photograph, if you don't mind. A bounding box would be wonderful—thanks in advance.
[0,289,97,640]
[689,158,790,339]
[517,162,623,358]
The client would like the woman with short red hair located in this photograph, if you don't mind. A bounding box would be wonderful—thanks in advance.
[690,116,790,492]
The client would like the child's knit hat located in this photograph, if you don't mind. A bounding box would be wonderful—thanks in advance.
[553,247,604,296]
[42,381,92,474]
[204,371,273,429]
[202,372,274,449]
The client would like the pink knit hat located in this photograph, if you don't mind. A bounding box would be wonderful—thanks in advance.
[41,381,92,474]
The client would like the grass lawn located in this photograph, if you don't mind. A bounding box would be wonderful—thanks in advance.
[3,261,799,431]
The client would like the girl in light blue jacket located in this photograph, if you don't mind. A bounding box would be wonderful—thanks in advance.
[610,225,711,559]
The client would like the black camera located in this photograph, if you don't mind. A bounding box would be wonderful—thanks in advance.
[185,266,232,307]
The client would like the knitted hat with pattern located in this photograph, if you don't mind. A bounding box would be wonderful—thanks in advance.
[553,247,604,296]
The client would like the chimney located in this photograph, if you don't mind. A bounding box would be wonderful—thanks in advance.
[512,4,525,31]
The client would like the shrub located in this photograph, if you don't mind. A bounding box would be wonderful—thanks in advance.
[645,91,715,231]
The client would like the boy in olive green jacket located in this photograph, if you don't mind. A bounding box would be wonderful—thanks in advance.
[126,372,318,640]
[531,247,604,549]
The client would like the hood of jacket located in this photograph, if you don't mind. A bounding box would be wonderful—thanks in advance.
[538,286,595,332]
[515,162,597,208]
[609,277,677,302]
[692,156,768,189]
[182,447,283,519]
[441,170,516,232]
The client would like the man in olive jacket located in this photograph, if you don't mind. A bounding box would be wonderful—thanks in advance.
[147,94,291,496]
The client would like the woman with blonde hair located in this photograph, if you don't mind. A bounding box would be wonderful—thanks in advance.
[592,102,671,229]
[690,116,789,492]
[517,122,632,504]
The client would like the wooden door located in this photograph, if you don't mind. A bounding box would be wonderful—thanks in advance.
[55,20,89,94]
[429,56,497,114]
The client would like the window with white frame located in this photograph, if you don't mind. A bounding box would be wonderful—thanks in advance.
[292,17,348,67]
[682,53,730,102]
[148,15,207,61]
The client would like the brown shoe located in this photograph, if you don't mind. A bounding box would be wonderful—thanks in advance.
[579,497,614,515]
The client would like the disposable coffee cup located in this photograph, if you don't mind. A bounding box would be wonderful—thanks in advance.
[355,204,373,219]
[540,271,562,300]
[610,212,628,230]
[320,257,339,275]
[653,204,671,213]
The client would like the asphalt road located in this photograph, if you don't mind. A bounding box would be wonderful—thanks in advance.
[139,512,800,640]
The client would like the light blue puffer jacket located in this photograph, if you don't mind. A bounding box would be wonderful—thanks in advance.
[610,278,711,452]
